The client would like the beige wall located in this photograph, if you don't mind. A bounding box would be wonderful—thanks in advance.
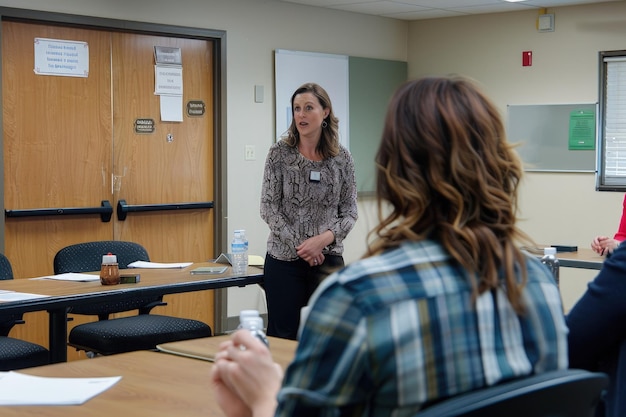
[0,0,621,315]
[406,1,626,310]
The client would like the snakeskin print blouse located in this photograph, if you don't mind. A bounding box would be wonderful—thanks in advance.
[261,140,358,261]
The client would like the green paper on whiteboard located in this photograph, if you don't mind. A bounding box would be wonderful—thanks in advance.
[569,110,595,150]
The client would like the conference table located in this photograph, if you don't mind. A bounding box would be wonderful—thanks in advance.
[0,263,264,363]
[0,350,222,416]
[527,246,605,270]
[0,335,298,416]
[552,248,605,270]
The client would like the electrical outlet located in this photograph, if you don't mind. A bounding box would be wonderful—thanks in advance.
[244,145,256,161]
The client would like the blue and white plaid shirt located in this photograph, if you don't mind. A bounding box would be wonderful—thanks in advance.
[276,240,568,417]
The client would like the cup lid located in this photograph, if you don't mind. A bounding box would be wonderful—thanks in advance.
[102,252,117,263]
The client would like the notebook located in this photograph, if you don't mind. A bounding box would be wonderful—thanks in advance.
[214,253,265,267]
[189,266,228,275]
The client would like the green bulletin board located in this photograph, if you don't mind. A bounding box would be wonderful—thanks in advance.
[274,50,407,194]
[349,57,407,193]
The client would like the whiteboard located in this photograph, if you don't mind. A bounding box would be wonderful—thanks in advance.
[274,49,349,148]
[507,103,597,172]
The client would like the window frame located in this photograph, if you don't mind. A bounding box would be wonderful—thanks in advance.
[597,49,626,191]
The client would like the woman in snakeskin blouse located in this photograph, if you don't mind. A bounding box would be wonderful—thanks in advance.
[260,82,358,340]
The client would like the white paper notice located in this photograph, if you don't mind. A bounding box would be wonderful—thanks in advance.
[34,38,89,78]
[154,64,183,122]
[160,95,183,122]
[154,65,183,95]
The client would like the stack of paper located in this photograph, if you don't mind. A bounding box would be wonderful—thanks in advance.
[38,273,100,282]
[0,372,121,405]
[0,290,48,302]
[127,261,193,269]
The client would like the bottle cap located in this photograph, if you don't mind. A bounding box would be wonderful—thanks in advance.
[239,309,260,321]
[102,252,117,264]
[242,316,264,330]
[544,247,557,255]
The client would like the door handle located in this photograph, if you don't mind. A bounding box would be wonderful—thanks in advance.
[5,200,113,222]
[116,199,214,221]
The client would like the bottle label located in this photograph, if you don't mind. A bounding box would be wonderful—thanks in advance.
[232,243,246,253]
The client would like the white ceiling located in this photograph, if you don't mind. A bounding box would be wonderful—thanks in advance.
[279,0,622,20]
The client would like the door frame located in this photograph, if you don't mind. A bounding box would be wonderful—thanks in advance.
[0,7,230,332]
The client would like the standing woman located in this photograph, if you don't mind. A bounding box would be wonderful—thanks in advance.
[261,82,358,340]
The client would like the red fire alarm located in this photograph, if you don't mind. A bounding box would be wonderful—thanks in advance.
[522,51,532,67]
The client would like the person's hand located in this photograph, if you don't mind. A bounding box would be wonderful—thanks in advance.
[211,330,283,417]
[591,235,621,255]
[211,362,252,417]
[296,230,334,267]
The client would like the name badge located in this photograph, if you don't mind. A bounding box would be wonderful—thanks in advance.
[310,171,321,182]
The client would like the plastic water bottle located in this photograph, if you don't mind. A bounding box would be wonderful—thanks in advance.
[237,229,249,253]
[238,309,260,326]
[541,247,560,287]
[231,230,248,275]
[239,313,269,347]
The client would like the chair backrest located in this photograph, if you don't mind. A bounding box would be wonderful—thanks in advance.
[53,241,150,274]
[53,241,153,316]
[0,253,23,336]
[0,253,14,281]
[415,369,608,417]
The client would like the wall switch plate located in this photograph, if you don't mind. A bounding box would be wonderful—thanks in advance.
[245,145,256,160]
[254,85,264,103]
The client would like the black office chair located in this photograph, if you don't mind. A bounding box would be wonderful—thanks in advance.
[0,253,50,370]
[54,241,212,356]
[415,369,608,417]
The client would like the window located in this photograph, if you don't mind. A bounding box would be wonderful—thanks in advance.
[597,50,626,191]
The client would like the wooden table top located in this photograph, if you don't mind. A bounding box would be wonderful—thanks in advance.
[527,246,605,270]
[0,263,264,363]
[551,247,605,270]
[0,262,264,304]
[1,350,225,416]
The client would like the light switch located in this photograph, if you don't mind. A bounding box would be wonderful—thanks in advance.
[254,85,264,103]
[245,145,256,161]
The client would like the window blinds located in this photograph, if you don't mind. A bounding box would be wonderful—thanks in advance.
[598,53,626,190]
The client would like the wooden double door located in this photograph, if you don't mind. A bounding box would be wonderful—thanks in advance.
[2,20,217,360]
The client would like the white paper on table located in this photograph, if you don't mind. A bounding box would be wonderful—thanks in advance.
[37,273,100,282]
[0,372,121,405]
[127,261,193,269]
[0,292,49,301]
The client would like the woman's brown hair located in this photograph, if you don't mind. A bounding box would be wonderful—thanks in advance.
[368,75,532,312]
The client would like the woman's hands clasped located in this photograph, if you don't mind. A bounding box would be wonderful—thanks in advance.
[296,230,335,267]
[591,235,621,256]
